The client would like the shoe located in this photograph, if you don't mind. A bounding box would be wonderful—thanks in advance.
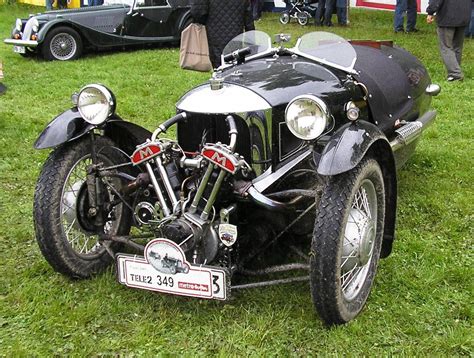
[406,28,419,33]
[447,76,464,82]
[394,28,404,33]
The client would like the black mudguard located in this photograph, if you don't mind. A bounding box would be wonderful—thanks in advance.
[316,120,397,258]
[34,109,152,152]
[317,121,390,176]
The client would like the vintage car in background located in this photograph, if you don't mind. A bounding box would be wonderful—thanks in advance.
[32,31,440,325]
[4,0,191,61]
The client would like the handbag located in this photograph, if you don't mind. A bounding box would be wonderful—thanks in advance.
[179,23,213,72]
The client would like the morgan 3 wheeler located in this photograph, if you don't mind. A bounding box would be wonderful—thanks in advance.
[33,31,440,325]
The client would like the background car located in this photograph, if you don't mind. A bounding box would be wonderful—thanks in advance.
[4,0,192,61]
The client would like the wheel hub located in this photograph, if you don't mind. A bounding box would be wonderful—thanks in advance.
[342,208,375,272]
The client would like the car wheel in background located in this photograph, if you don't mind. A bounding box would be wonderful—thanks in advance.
[42,26,83,61]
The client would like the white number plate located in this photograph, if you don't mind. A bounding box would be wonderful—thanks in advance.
[116,239,228,300]
[13,46,26,54]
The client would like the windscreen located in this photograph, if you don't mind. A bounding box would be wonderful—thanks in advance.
[293,32,357,73]
[222,31,272,61]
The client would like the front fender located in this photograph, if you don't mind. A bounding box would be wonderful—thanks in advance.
[37,19,68,43]
[34,108,93,149]
[34,109,152,151]
[317,121,390,176]
[316,120,397,258]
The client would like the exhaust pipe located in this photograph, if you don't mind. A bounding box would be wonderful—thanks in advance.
[390,110,437,151]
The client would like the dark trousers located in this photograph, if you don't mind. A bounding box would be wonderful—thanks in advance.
[437,26,466,79]
[315,0,326,25]
[394,0,417,32]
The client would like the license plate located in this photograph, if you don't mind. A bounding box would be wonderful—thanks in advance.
[116,238,228,300]
[13,46,25,54]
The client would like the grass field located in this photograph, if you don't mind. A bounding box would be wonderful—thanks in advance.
[0,4,473,356]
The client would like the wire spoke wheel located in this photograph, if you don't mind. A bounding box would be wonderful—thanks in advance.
[310,158,385,325]
[60,154,122,258]
[50,33,77,61]
[34,136,131,278]
[42,26,83,61]
[340,179,377,301]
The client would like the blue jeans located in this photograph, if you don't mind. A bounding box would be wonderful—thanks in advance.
[394,0,417,32]
[337,6,347,25]
[465,6,474,37]
[46,0,53,10]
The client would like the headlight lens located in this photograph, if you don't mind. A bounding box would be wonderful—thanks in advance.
[77,84,115,125]
[285,95,330,140]
[15,18,22,32]
[31,18,39,33]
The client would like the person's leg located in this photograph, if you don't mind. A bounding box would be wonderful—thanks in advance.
[394,0,407,32]
[324,0,335,26]
[336,6,347,25]
[452,26,466,65]
[466,6,474,38]
[315,0,326,25]
[46,0,52,10]
[437,27,463,79]
[406,0,417,31]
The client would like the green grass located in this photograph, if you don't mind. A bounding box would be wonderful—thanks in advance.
[0,4,473,356]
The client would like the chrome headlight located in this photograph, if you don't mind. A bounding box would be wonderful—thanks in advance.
[31,18,39,33]
[285,95,330,140]
[77,84,115,125]
[15,18,22,32]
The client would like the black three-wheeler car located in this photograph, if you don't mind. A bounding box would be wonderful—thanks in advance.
[4,0,191,60]
[32,31,440,324]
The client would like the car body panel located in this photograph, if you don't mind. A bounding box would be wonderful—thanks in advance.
[5,0,191,57]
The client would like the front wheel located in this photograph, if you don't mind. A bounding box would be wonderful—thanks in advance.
[297,12,310,26]
[33,136,131,278]
[310,158,385,325]
[279,11,290,25]
[42,26,83,61]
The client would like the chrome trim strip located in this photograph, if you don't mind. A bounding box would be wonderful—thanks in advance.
[252,148,312,193]
[4,39,38,47]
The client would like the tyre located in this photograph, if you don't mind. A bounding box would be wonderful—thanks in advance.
[297,12,309,26]
[310,158,385,325]
[33,136,131,278]
[42,26,83,61]
[279,11,290,25]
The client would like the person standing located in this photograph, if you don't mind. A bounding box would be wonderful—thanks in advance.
[394,0,418,32]
[46,0,53,10]
[314,0,326,26]
[191,0,255,69]
[324,0,335,26]
[426,0,471,81]
[465,0,474,39]
[252,0,264,21]
[336,0,348,26]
